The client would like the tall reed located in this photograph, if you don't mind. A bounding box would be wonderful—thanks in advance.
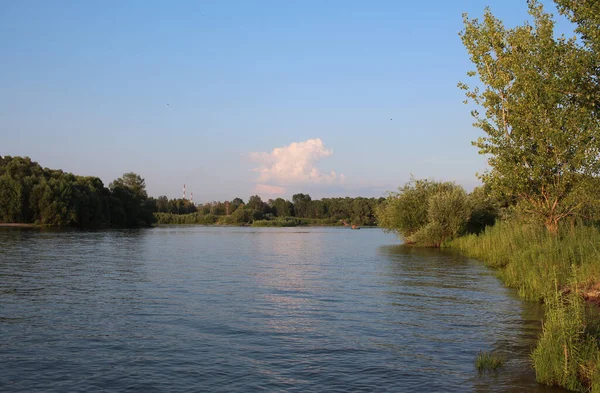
[450,221,600,391]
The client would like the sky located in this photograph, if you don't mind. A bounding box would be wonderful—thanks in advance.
[0,0,570,202]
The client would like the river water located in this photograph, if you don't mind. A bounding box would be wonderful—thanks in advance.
[0,226,563,392]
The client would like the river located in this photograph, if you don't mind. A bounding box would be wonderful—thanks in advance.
[0,226,564,392]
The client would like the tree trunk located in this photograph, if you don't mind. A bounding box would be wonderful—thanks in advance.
[545,216,559,235]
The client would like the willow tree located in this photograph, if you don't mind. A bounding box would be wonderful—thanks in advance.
[459,1,600,233]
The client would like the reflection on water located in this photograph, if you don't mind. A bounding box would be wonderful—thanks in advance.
[0,227,564,392]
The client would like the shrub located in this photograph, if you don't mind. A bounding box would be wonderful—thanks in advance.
[475,351,505,371]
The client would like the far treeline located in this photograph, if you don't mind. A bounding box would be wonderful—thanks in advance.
[0,155,383,228]
[377,1,600,391]
[153,194,384,226]
[0,156,154,228]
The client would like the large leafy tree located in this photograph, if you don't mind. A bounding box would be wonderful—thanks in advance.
[109,173,154,227]
[246,195,265,212]
[272,197,293,217]
[459,0,600,233]
[555,0,600,51]
[292,193,312,217]
[554,0,599,116]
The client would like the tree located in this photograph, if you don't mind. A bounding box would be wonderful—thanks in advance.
[466,185,500,234]
[156,196,169,212]
[376,179,457,242]
[292,193,312,217]
[231,206,251,224]
[272,197,292,217]
[110,173,147,199]
[554,0,599,121]
[246,195,265,212]
[459,1,600,233]
[555,0,600,52]
[109,173,153,227]
[424,187,471,244]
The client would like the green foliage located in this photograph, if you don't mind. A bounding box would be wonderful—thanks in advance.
[533,288,600,391]
[246,195,266,212]
[251,217,340,227]
[426,187,471,243]
[377,179,472,246]
[452,221,600,390]
[154,193,382,226]
[555,0,600,52]
[451,221,600,301]
[272,197,293,217]
[0,156,153,228]
[109,173,154,227]
[459,1,600,233]
[291,193,311,217]
[231,207,251,224]
[466,185,500,234]
[154,212,217,225]
[475,351,505,372]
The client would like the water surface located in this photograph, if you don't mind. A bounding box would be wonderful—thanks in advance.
[0,226,563,392]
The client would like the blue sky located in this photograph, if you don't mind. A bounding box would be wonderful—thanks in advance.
[0,0,568,202]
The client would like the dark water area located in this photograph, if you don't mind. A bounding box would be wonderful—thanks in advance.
[0,226,564,392]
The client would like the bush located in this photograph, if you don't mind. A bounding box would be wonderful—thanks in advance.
[475,351,505,371]
[153,212,217,225]
[427,187,470,243]
[377,178,471,246]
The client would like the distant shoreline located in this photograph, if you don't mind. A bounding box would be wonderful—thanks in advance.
[154,223,378,228]
[0,222,378,229]
[0,223,38,228]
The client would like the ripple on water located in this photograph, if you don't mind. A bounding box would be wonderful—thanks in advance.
[0,227,565,392]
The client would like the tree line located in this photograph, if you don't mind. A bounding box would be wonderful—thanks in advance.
[0,156,384,228]
[0,156,154,227]
[153,193,384,226]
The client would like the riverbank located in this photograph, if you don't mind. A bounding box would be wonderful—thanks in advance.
[153,212,360,227]
[0,223,39,228]
[450,221,600,392]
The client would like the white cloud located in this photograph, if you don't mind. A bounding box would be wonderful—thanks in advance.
[253,184,286,197]
[250,139,343,189]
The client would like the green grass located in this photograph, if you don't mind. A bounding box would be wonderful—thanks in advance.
[153,213,345,227]
[475,351,505,371]
[450,221,600,391]
[154,212,218,225]
[251,217,341,227]
[532,288,600,391]
[451,221,600,301]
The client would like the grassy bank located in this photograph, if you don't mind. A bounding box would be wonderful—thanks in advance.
[451,221,600,391]
[251,217,341,227]
[154,212,219,225]
[153,213,345,227]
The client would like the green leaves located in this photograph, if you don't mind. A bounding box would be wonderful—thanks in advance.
[376,179,473,246]
[460,0,600,232]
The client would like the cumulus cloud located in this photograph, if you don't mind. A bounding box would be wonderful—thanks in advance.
[253,184,286,197]
[250,139,344,192]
